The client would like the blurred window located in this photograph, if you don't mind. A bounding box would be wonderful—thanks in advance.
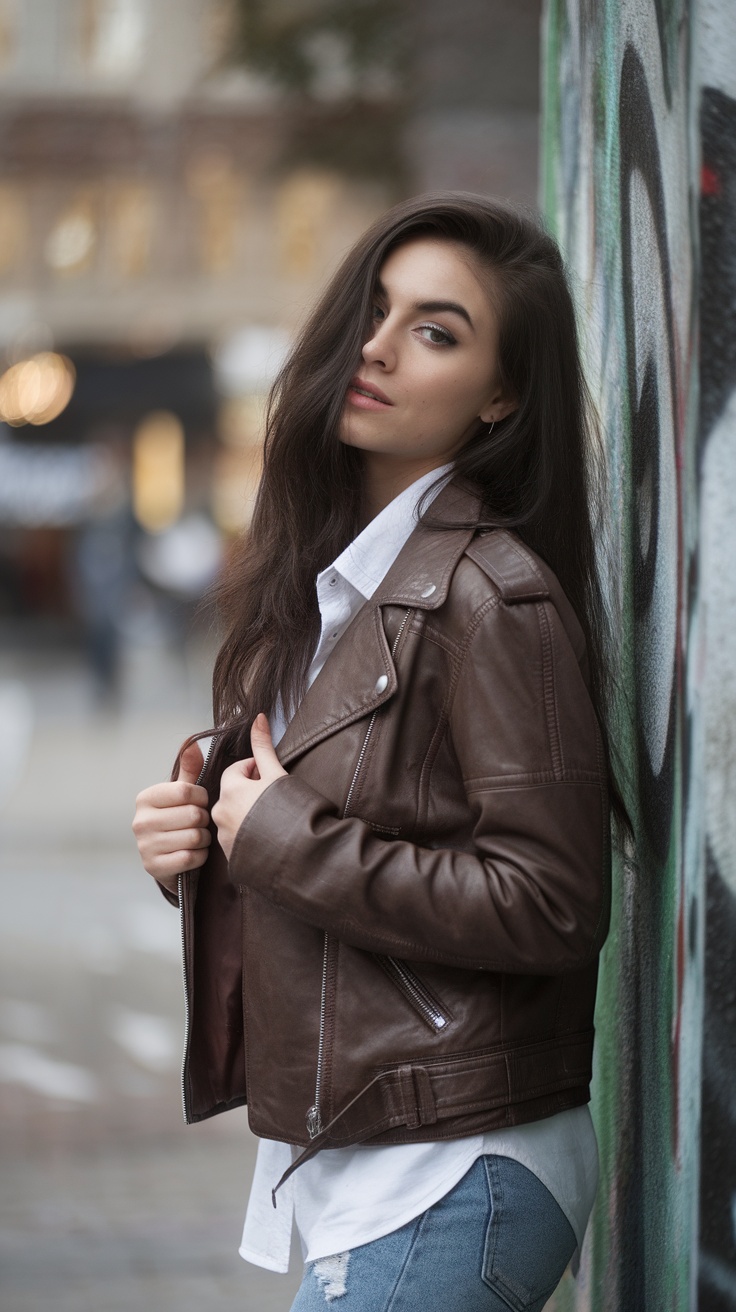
[106,181,155,279]
[0,184,28,276]
[212,393,266,533]
[132,410,185,534]
[45,189,99,276]
[0,0,17,70]
[203,0,237,68]
[212,443,262,535]
[186,150,243,277]
[80,0,145,78]
[276,169,338,278]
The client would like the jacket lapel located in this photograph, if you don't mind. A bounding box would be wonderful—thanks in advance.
[277,479,481,768]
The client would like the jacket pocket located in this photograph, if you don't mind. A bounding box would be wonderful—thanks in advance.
[374,955,452,1032]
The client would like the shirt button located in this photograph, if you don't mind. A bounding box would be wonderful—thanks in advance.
[328,577,337,587]
[420,584,436,598]
[374,674,388,694]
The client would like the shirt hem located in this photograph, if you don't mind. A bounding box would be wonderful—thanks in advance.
[299,1145,484,1265]
[238,1244,291,1275]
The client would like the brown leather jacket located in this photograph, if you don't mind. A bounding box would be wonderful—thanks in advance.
[175,480,610,1184]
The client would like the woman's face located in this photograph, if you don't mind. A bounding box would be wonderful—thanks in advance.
[339,237,516,466]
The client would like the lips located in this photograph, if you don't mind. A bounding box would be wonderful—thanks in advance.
[348,376,393,406]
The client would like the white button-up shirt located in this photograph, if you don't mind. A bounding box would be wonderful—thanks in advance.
[239,465,598,1275]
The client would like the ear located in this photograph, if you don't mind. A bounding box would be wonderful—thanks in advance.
[479,391,518,425]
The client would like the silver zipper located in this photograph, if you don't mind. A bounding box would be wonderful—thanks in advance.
[305,932,330,1138]
[179,734,216,1124]
[305,608,412,1138]
[376,955,450,1031]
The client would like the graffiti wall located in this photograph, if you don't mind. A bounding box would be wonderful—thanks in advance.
[697,6,736,1309]
[542,1,736,1308]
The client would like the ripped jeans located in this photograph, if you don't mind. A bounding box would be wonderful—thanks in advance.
[289,1154,576,1312]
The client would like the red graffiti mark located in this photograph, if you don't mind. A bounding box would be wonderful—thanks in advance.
[701,163,721,196]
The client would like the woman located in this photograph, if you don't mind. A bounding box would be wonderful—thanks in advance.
[133,193,618,1311]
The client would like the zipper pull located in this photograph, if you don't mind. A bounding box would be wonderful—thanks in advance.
[306,1105,322,1138]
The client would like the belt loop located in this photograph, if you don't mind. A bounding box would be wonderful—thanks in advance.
[397,1064,437,1129]
[397,1065,420,1128]
[412,1066,437,1126]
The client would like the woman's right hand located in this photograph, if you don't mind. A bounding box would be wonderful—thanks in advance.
[132,741,211,896]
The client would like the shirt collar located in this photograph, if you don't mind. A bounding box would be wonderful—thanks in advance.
[323,463,455,600]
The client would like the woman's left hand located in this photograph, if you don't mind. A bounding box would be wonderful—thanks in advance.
[212,713,288,861]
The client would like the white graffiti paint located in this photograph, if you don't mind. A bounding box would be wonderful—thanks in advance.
[628,164,678,781]
[701,387,736,899]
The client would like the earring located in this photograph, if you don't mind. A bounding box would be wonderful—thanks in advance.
[486,419,495,436]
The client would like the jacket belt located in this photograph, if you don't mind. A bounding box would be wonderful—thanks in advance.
[271,1064,437,1205]
[270,1035,593,1204]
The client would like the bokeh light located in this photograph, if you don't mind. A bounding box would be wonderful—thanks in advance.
[0,352,76,426]
[131,409,185,533]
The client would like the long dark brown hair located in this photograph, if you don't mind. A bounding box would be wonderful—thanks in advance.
[206,192,628,830]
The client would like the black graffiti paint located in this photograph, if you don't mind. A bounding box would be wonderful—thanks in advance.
[619,42,678,866]
[616,44,682,1312]
[698,89,736,456]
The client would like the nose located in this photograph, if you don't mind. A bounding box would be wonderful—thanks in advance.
[361,319,395,371]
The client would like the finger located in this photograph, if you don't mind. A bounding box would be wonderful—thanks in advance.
[178,740,205,786]
[147,804,210,834]
[133,801,208,845]
[137,781,209,810]
[148,828,212,856]
[250,713,281,778]
[148,847,209,880]
[220,759,260,784]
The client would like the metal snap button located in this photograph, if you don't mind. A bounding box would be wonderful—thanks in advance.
[420,584,436,598]
[374,674,388,694]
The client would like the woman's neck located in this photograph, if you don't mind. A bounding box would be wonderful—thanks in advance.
[359,454,452,527]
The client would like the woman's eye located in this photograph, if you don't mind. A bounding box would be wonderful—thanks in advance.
[418,323,456,346]
[372,304,386,321]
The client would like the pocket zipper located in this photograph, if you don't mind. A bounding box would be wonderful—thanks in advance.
[375,954,451,1032]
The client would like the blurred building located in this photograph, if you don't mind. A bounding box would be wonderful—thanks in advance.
[0,0,391,660]
[0,0,542,678]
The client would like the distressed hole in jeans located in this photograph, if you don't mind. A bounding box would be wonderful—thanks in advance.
[313,1252,350,1301]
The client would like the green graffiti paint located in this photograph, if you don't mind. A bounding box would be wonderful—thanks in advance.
[541,0,703,1307]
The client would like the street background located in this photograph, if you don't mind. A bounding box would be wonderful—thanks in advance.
[0,2,541,1309]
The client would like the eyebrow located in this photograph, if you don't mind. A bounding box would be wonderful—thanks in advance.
[374,279,475,330]
[414,299,474,329]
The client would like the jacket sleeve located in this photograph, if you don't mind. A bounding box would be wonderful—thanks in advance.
[227,596,611,975]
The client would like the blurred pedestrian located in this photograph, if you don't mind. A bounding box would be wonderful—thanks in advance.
[134,193,624,1310]
[71,461,135,705]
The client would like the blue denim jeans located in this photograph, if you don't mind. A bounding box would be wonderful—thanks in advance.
[289,1154,577,1312]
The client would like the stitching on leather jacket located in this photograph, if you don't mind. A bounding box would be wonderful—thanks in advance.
[536,601,564,778]
[463,772,604,791]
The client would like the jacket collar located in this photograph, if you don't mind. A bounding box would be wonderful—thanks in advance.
[327,462,454,601]
[277,479,483,767]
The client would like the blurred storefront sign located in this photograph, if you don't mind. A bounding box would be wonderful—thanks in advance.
[212,325,290,397]
[0,439,116,527]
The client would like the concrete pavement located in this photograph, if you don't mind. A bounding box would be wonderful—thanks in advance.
[0,641,302,1311]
